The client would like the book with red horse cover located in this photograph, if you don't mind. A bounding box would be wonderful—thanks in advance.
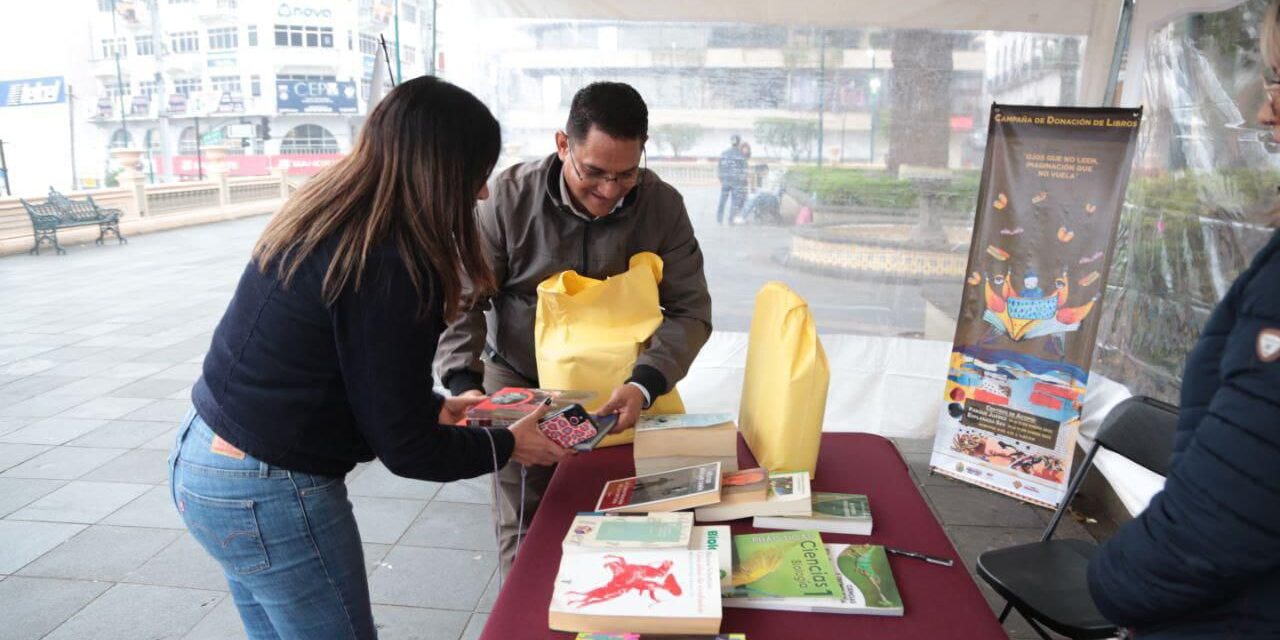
[550,550,723,634]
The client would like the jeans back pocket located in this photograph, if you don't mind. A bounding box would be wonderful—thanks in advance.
[177,484,270,575]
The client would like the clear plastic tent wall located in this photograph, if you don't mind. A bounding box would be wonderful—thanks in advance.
[1096,0,1278,404]
[438,3,1094,438]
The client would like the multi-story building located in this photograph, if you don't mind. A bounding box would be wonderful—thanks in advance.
[87,0,436,180]
[985,33,1083,107]
[458,23,990,168]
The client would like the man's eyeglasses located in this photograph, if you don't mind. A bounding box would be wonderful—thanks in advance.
[565,142,646,189]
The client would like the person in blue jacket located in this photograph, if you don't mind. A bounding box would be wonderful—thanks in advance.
[1086,4,1280,636]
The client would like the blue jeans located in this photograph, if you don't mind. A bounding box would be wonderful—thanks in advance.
[169,410,375,639]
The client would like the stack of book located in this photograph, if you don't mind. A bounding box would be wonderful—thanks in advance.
[724,530,904,616]
[754,492,874,536]
[694,470,812,522]
[464,387,596,427]
[554,513,737,635]
[633,414,739,476]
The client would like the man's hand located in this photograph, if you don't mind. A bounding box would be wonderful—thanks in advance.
[439,391,486,425]
[598,384,646,433]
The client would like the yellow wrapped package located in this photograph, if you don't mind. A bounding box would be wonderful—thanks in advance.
[534,252,684,448]
[738,281,829,476]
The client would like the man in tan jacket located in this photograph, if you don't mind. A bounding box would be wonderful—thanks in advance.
[435,82,713,572]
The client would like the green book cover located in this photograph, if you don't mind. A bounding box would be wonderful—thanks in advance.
[832,544,903,612]
[729,530,841,599]
[812,493,871,520]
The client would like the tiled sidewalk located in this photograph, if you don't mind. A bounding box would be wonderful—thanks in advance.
[0,216,1094,639]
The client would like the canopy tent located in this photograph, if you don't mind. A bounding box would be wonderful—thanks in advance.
[440,0,1274,516]
[470,0,1128,104]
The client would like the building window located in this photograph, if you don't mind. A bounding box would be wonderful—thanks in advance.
[208,27,238,50]
[281,124,339,154]
[136,35,154,56]
[103,79,129,99]
[170,31,199,53]
[274,24,334,48]
[402,2,418,23]
[173,78,202,98]
[359,33,379,55]
[101,37,127,59]
[98,0,112,10]
[178,126,199,154]
[250,74,261,97]
[110,129,132,149]
[401,45,415,64]
[348,31,353,50]
[138,80,159,98]
[211,75,241,94]
[247,25,258,46]
[169,0,195,4]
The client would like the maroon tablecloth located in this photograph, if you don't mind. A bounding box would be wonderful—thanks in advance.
[481,433,1007,639]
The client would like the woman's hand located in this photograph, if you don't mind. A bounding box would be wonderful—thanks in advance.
[507,399,573,466]
[439,392,486,425]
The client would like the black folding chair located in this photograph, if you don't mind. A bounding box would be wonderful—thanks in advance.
[977,395,1178,639]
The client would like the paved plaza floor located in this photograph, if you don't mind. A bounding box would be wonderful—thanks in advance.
[0,209,1094,639]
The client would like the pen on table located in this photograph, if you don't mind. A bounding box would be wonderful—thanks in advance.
[886,547,954,567]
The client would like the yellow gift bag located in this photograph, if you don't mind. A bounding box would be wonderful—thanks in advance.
[534,252,684,448]
[738,282,829,476]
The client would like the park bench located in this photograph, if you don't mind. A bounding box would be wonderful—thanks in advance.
[21,188,127,255]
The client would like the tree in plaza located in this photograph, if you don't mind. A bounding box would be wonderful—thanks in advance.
[652,123,704,159]
[754,117,819,161]
[886,29,956,172]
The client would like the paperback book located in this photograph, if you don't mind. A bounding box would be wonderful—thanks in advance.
[549,550,723,634]
[691,525,733,595]
[753,492,873,536]
[723,544,903,616]
[726,530,840,600]
[574,634,745,639]
[634,414,739,475]
[563,513,695,553]
[595,462,722,514]
[694,471,810,522]
[464,387,596,427]
[574,634,746,639]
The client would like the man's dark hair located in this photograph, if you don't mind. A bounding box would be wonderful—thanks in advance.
[566,82,648,142]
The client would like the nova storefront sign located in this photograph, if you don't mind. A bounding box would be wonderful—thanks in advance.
[276,80,357,114]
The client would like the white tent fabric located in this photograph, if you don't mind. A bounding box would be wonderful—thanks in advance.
[677,331,950,439]
[679,333,1166,516]
[463,0,1126,104]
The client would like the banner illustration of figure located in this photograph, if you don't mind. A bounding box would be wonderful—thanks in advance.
[931,104,1142,509]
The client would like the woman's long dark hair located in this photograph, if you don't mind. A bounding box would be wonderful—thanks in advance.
[253,75,500,319]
